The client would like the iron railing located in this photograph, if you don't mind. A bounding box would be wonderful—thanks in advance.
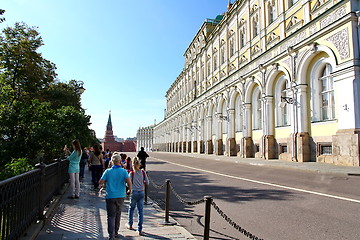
[0,159,69,240]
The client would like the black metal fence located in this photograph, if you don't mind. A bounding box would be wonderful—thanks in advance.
[0,159,69,240]
[147,172,264,240]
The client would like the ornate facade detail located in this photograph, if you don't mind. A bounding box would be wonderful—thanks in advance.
[320,6,346,29]
[285,16,304,32]
[250,4,259,15]
[326,28,350,60]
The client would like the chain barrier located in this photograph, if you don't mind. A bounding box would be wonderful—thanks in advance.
[169,181,205,206]
[211,200,264,240]
[147,172,166,189]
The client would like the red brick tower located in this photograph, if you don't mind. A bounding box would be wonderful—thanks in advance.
[101,111,121,152]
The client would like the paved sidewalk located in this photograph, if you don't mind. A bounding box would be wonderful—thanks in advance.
[35,171,196,240]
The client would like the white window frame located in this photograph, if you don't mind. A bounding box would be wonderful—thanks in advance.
[235,94,243,132]
[252,87,262,130]
[310,59,335,122]
[275,75,290,127]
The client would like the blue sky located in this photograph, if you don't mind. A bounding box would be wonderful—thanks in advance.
[1,0,228,138]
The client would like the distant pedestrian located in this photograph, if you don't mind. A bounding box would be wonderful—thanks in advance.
[121,153,127,168]
[126,157,149,236]
[99,154,132,240]
[105,151,112,169]
[125,156,133,173]
[137,147,149,170]
[88,144,105,190]
[64,140,82,199]
[79,147,88,179]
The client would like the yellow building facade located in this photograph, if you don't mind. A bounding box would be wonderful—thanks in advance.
[153,0,360,166]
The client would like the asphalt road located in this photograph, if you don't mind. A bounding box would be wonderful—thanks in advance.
[127,152,360,240]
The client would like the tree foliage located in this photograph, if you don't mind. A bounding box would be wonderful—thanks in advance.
[0,22,98,179]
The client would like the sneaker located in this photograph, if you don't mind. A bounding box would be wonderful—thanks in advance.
[126,223,133,230]
[74,195,79,199]
[138,230,143,236]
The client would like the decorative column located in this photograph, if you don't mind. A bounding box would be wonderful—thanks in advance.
[263,96,276,159]
[227,108,237,156]
[206,116,213,154]
[215,114,223,155]
[243,103,254,157]
[294,84,310,162]
[198,118,204,153]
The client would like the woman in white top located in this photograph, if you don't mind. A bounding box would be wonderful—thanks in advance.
[126,157,149,235]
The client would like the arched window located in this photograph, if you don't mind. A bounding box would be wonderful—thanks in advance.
[319,64,335,120]
[222,102,227,134]
[252,15,259,38]
[220,46,225,65]
[213,54,218,70]
[235,94,243,132]
[268,0,277,24]
[275,76,290,127]
[239,27,246,48]
[229,38,235,57]
[252,87,262,129]
[311,61,335,122]
[212,109,217,136]
[207,59,211,77]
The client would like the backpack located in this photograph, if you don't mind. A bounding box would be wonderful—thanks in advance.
[130,170,146,184]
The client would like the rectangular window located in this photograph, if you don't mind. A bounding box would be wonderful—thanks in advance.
[317,142,332,156]
[280,145,287,153]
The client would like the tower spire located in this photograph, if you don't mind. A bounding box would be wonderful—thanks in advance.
[107,110,112,127]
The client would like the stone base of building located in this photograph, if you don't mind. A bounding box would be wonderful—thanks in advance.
[199,140,204,153]
[206,140,213,154]
[296,132,311,162]
[328,129,360,166]
[228,138,237,156]
[193,141,197,153]
[264,135,276,159]
[216,139,223,155]
[243,137,254,158]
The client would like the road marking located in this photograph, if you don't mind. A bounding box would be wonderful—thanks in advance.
[153,157,360,204]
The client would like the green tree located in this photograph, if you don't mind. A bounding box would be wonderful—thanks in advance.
[0,9,5,23]
[0,22,98,179]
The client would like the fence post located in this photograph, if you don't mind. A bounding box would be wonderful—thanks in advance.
[56,158,62,195]
[159,179,176,225]
[35,162,46,220]
[203,196,213,240]
[165,179,170,223]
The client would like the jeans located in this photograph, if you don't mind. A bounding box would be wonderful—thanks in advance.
[69,172,80,197]
[128,190,145,231]
[106,198,124,238]
[79,160,86,178]
[91,165,102,188]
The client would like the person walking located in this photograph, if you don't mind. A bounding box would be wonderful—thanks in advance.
[64,140,82,199]
[137,147,149,170]
[79,147,88,180]
[88,144,105,190]
[99,154,132,240]
[126,157,149,236]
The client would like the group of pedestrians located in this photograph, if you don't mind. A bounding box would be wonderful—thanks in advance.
[64,140,150,240]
